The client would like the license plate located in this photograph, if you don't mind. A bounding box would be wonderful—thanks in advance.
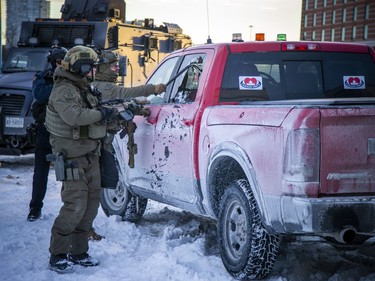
[5,116,24,128]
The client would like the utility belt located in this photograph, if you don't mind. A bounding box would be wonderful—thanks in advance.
[46,149,99,182]
[45,106,106,139]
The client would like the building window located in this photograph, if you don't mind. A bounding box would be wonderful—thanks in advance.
[333,0,337,5]
[364,25,368,39]
[342,8,346,22]
[341,27,345,41]
[332,10,336,24]
[322,12,326,25]
[331,28,335,41]
[303,31,307,40]
[304,14,308,28]
[314,0,317,9]
[313,13,317,26]
[365,5,370,20]
[352,26,356,40]
[353,6,357,21]
[321,29,325,41]
[312,31,316,40]
[324,0,327,7]
[305,0,309,10]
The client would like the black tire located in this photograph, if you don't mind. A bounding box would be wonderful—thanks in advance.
[100,180,148,223]
[218,179,279,280]
[122,193,148,223]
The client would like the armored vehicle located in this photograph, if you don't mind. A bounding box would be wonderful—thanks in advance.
[0,0,192,155]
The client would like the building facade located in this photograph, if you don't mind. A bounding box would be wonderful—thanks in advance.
[300,0,375,47]
[4,0,50,49]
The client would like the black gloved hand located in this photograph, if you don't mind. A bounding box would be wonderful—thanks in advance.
[99,107,117,122]
[43,68,54,80]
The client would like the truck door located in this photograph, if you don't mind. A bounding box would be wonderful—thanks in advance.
[152,53,207,204]
[124,56,180,194]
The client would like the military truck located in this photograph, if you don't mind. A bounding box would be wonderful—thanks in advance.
[0,0,192,155]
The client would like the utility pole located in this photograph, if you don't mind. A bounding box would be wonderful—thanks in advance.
[0,0,2,68]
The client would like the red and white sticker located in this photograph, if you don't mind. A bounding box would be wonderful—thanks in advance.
[239,76,263,90]
[343,76,366,89]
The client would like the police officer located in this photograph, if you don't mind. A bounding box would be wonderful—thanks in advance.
[92,50,166,100]
[27,46,67,221]
[92,50,166,175]
[45,46,116,273]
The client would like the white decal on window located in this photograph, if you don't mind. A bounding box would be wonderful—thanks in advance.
[343,75,366,89]
[239,76,263,90]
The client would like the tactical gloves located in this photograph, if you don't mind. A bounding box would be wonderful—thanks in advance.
[154,83,166,95]
[99,107,117,122]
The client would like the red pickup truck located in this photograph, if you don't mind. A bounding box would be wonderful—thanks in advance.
[100,41,375,280]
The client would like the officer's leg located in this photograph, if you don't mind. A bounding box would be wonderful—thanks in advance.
[49,167,88,255]
[70,155,101,255]
[30,125,52,210]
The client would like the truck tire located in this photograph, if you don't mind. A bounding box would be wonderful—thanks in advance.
[218,179,279,280]
[122,193,148,223]
[100,180,147,223]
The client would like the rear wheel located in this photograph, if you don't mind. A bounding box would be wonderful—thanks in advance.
[218,179,279,280]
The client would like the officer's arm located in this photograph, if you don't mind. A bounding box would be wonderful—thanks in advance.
[32,71,53,103]
[53,89,102,126]
[118,84,155,99]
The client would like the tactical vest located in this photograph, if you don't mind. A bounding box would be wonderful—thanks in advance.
[45,106,106,139]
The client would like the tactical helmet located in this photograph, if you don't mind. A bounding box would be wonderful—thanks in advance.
[96,50,119,82]
[98,50,119,65]
[47,46,68,69]
[61,46,98,76]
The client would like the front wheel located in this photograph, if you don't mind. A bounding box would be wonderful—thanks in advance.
[218,179,279,280]
[100,180,147,223]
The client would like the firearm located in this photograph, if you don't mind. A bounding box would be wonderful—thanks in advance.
[99,97,150,121]
[90,84,150,168]
[99,97,150,168]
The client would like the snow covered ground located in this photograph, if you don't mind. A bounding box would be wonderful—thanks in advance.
[1,154,375,281]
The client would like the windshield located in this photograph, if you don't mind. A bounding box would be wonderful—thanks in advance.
[220,51,375,102]
[2,48,49,73]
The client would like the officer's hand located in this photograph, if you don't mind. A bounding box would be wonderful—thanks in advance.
[43,69,54,80]
[154,83,166,95]
[99,107,117,122]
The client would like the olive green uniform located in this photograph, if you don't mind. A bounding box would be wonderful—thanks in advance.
[91,63,155,100]
[46,66,104,256]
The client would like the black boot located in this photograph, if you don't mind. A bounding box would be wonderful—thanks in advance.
[49,254,73,273]
[68,253,100,267]
[27,208,41,221]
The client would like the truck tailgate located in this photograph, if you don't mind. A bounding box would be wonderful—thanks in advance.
[320,107,375,194]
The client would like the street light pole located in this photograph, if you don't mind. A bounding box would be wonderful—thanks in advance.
[249,25,253,41]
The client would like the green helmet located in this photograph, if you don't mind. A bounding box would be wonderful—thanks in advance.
[96,50,119,82]
[98,50,119,65]
[61,46,98,76]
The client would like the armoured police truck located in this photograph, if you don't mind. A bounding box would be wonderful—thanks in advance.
[0,0,192,155]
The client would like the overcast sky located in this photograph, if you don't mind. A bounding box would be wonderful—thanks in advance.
[125,0,303,44]
[50,0,302,45]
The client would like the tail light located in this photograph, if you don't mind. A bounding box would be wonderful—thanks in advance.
[283,128,320,182]
[281,43,321,51]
